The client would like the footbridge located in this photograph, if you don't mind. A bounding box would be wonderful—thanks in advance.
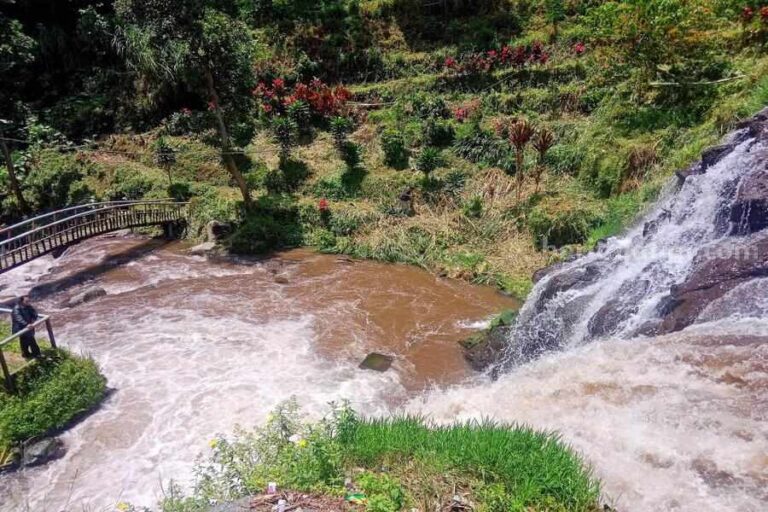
[0,200,188,274]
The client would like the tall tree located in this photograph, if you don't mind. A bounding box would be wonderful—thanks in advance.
[114,0,257,208]
[0,13,36,214]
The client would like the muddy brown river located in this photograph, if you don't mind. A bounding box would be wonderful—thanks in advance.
[1,235,766,512]
[0,235,517,510]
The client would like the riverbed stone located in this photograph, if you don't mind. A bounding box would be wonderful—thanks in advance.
[64,286,107,308]
[189,241,217,255]
[463,325,513,372]
[206,220,232,242]
[22,438,65,467]
[359,352,393,372]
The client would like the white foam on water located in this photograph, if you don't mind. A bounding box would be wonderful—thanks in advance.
[1,286,403,511]
[456,318,492,330]
[0,254,54,299]
[408,327,768,512]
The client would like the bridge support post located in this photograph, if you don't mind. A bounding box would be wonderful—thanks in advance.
[45,318,57,349]
[0,350,14,393]
[162,222,174,239]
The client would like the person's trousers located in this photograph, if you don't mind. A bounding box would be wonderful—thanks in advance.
[20,333,41,358]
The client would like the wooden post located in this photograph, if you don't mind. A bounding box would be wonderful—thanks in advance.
[0,349,14,393]
[45,318,57,349]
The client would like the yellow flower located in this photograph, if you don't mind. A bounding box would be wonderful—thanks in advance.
[116,502,130,512]
[297,439,308,448]
[208,438,219,449]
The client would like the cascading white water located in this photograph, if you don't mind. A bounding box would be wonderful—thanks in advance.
[410,119,768,512]
[507,131,767,365]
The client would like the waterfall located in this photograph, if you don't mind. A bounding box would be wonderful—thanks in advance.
[504,110,768,367]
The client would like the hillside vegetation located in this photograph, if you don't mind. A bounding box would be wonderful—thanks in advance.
[2,0,768,298]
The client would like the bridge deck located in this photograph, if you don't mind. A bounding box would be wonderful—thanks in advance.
[0,200,187,274]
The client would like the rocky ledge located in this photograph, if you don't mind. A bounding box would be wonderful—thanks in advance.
[535,107,768,341]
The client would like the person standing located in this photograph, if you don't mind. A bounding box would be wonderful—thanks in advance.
[11,295,40,359]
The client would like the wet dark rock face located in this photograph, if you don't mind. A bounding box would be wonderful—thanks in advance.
[500,108,768,368]
[657,233,768,334]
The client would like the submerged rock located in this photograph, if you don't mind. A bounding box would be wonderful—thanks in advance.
[462,324,513,372]
[359,352,393,372]
[22,438,65,467]
[64,286,107,308]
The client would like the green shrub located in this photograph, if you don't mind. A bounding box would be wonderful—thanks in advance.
[410,95,450,120]
[0,349,106,447]
[462,195,483,218]
[186,187,242,239]
[380,129,409,169]
[272,117,298,162]
[414,147,444,177]
[528,204,605,248]
[421,118,455,147]
[228,196,303,253]
[20,151,93,210]
[340,142,363,170]
[453,125,508,166]
[330,116,354,151]
[544,144,586,176]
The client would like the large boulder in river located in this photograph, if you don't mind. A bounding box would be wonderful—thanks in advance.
[64,286,107,308]
[22,438,65,467]
[205,220,232,242]
[657,233,768,333]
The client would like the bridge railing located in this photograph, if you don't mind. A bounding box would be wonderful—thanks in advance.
[0,199,183,241]
[0,200,188,273]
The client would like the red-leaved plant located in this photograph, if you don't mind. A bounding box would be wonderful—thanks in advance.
[443,42,550,77]
[253,78,351,119]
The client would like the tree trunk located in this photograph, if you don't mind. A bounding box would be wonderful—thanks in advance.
[204,69,252,209]
[0,136,30,214]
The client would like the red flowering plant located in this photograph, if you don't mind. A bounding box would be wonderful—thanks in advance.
[572,41,586,56]
[442,42,550,78]
[761,6,768,22]
[317,198,331,225]
[453,98,481,123]
[742,6,755,22]
[253,78,351,121]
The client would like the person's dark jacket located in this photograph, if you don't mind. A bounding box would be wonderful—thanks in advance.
[11,303,38,334]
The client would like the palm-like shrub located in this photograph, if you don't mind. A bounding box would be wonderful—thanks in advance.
[508,120,535,201]
[532,127,555,193]
[330,116,353,152]
[380,129,409,169]
[153,136,176,186]
[272,117,298,163]
[414,147,444,178]
[287,100,311,136]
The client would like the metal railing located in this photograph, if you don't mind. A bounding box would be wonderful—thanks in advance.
[0,200,188,274]
[0,308,56,392]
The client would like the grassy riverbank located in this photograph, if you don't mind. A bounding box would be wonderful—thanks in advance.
[157,400,600,512]
[0,323,106,467]
[4,1,768,299]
